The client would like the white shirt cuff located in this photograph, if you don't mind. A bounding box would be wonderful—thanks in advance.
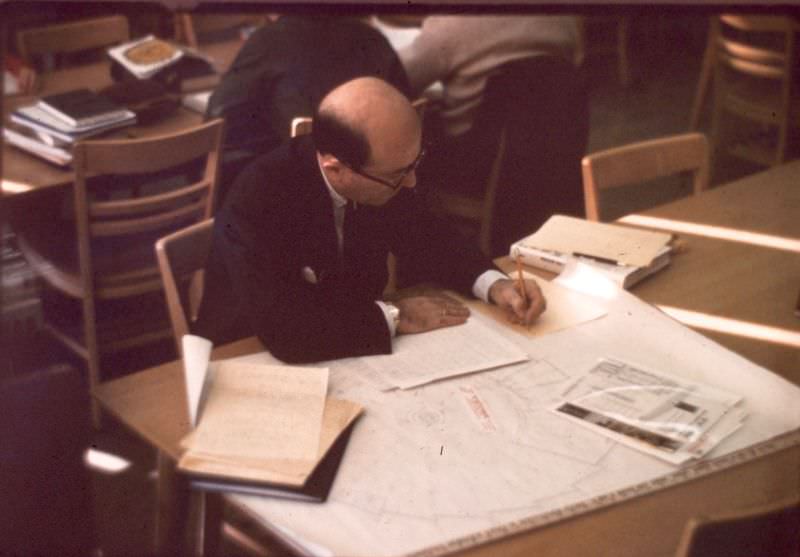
[472,270,508,303]
[376,301,398,337]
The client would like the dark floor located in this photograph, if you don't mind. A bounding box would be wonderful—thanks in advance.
[0,14,785,557]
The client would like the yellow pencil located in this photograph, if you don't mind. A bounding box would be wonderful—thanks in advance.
[515,251,529,305]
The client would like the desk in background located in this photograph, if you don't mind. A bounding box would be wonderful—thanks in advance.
[1,37,241,197]
[498,159,800,386]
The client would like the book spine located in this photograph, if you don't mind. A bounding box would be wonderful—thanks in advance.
[36,101,131,129]
[512,243,566,274]
[10,114,76,144]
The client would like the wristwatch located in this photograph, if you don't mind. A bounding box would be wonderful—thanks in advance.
[385,302,401,329]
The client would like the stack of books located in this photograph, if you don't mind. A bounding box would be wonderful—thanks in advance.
[510,215,674,290]
[4,89,136,166]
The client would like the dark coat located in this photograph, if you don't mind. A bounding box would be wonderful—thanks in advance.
[195,136,494,363]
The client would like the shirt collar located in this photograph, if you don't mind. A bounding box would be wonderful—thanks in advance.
[317,153,348,209]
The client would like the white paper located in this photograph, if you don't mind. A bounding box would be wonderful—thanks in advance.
[182,334,213,426]
[349,311,529,390]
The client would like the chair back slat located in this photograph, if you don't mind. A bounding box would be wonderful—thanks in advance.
[90,199,207,237]
[581,133,709,221]
[89,180,212,218]
[17,15,130,65]
[79,120,223,175]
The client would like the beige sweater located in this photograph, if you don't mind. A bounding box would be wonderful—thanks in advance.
[399,15,580,136]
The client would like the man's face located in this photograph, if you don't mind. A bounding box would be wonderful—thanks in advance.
[337,125,423,206]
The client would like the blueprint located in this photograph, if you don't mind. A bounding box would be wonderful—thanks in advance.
[228,267,800,557]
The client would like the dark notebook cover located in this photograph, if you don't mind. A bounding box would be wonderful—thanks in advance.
[188,418,358,503]
[38,89,129,128]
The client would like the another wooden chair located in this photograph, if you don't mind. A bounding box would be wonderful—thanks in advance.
[16,15,130,70]
[17,119,224,423]
[674,496,800,557]
[577,16,631,87]
[581,132,709,222]
[706,15,800,168]
[155,219,214,356]
[429,128,508,255]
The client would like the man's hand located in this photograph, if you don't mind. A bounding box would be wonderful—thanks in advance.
[488,278,546,326]
[394,295,470,334]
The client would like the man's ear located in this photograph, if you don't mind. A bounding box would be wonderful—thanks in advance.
[320,155,346,179]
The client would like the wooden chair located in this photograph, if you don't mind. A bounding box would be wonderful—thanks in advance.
[674,496,800,557]
[430,128,508,255]
[173,13,266,49]
[581,132,709,222]
[16,15,130,70]
[706,15,800,168]
[576,16,631,86]
[155,219,214,356]
[16,119,224,424]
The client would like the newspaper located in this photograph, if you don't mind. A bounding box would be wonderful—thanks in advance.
[552,358,746,464]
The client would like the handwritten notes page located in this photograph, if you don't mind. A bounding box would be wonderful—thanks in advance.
[180,361,329,486]
[477,269,607,337]
[353,311,530,390]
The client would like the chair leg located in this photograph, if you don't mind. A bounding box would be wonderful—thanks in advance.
[81,296,103,428]
[617,17,631,87]
[690,24,715,130]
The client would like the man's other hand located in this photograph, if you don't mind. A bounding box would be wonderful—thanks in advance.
[489,278,546,326]
[394,295,470,334]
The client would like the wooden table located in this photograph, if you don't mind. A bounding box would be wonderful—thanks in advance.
[1,37,242,197]
[500,160,800,386]
[94,163,800,556]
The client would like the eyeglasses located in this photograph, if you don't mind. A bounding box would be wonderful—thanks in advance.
[347,147,426,190]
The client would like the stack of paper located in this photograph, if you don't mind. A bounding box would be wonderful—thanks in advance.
[178,336,362,501]
[510,215,673,289]
[551,358,747,464]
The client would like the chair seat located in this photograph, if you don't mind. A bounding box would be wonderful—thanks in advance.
[17,223,166,300]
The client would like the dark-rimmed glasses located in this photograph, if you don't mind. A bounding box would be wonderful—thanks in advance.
[347,147,426,190]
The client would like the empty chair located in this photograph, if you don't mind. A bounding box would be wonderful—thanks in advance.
[707,15,800,168]
[15,119,224,423]
[674,496,800,557]
[16,15,130,70]
[581,132,710,222]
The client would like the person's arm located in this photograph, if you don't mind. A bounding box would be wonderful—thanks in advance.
[397,17,453,96]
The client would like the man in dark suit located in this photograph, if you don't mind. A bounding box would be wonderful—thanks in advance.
[206,15,411,203]
[196,77,545,363]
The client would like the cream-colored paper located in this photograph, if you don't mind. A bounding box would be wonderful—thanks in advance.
[475,271,607,337]
[186,361,329,463]
[180,397,363,487]
[519,215,671,267]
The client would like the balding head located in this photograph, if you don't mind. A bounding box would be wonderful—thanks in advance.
[314,77,420,169]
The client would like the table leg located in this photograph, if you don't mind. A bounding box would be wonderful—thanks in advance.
[202,493,224,555]
[155,451,191,555]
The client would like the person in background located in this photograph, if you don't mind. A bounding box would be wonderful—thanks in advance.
[206,15,411,204]
[3,53,38,95]
[195,77,546,363]
[398,15,589,256]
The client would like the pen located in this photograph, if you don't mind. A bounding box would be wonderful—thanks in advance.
[573,252,621,266]
[515,251,529,306]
